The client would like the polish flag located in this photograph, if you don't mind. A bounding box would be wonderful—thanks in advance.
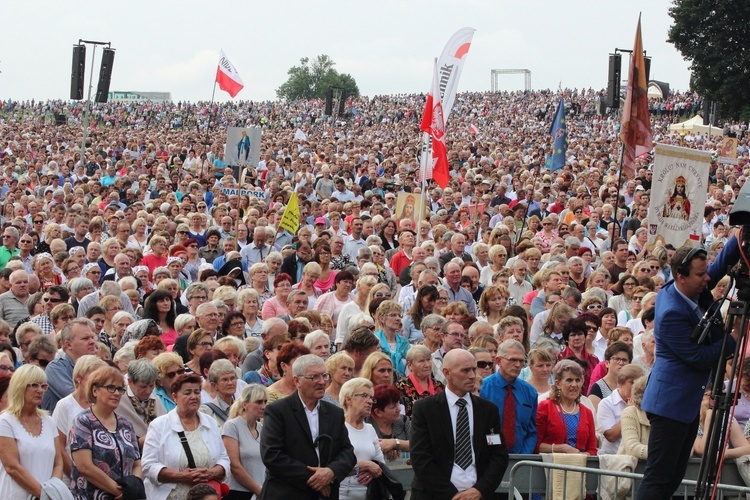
[215,50,244,98]
[420,64,450,189]
[469,124,479,135]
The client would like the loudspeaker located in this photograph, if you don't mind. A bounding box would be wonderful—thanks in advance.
[54,113,67,126]
[70,45,86,100]
[95,48,115,103]
[324,88,333,115]
[702,100,711,125]
[644,56,651,82]
[338,92,346,116]
[607,53,621,109]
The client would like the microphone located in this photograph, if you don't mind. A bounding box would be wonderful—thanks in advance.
[691,309,713,342]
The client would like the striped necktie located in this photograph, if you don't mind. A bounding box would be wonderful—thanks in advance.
[454,398,472,470]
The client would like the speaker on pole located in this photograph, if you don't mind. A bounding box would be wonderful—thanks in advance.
[70,45,86,100]
[338,92,347,116]
[644,56,651,82]
[54,113,67,126]
[702,99,711,125]
[325,88,333,115]
[95,48,115,103]
[607,53,621,109]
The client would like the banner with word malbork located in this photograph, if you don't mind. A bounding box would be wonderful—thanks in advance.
[225,126,262,180]
[648,143,711,249]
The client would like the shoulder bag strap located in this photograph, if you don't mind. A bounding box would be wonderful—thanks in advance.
[205,402,229,422]
[177,430,197,468]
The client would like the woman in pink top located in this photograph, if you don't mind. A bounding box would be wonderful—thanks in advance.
[261,273,293,320]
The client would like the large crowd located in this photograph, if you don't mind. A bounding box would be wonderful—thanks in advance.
[0,87,747,499]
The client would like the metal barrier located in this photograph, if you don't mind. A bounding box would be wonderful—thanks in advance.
[507,459,750,499]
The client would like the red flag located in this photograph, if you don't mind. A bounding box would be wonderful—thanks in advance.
[619,15,653,178]
[420,65,450,188]
[215,50,244,98]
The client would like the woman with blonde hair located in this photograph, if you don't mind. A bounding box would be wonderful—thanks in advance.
[373,301,409,377]
[0,364,63,498]
[360,352,395,387]
[335,276,378,348]
[34,252,62,291]
[325,353,355,406]
[222,384,268,499]
[478,285,508,327]
[248,263,273,310]
[294,261,323,309]
[618,376,650,459]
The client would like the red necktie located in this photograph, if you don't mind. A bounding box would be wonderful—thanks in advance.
[503,385,516,450]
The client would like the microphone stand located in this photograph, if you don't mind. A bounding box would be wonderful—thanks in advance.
[695,260,750,498]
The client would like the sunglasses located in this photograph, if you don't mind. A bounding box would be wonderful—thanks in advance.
[476,361,494,369]
[165,369,186,379]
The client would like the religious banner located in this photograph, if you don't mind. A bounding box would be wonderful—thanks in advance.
[648,143,711,249]
[395,192,427,231]
[224,127,262,178]
[221,187,266,200]
[718,136,739,165]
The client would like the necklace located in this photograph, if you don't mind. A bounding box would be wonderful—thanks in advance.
[19,413,42,435]
[560,401,578,414]
[180,416,200,431]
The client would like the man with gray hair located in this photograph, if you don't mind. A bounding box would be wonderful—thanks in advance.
[260,354,356,498]
[0,269,30,327]
[480,339,538,454]
[42,318,98,412]
[77,280,135,318]
[0,226,20,270]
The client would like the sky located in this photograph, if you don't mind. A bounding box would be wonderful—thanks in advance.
[1,0,692,103]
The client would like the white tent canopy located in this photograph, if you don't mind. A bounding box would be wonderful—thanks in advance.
[668,115,723,137]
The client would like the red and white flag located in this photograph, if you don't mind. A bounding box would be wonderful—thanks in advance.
[469,124,479,135]
[215,50,244,98]
[420,62,450,189]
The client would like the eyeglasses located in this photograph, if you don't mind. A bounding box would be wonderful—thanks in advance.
[476,361,494,369]
[43,297,63,303]
[27,383,49,390]
[165,369,186,379]
[96,384,127,395]
[353,393,377,403]
[0,364,15,373]
[623,282,636,287]
[191,295,207,301]
[632,296,645,301]
[196,341,214,348]
[1,235,12,239]
[230,321,245,328]
[586,304,603,310]
[301,373,331,382]
[30,356,51,368]
[609,357,630,364]
[501,356,527,365]
[446,331,469,341]
[33,220,44,224]
[374,292,391,298]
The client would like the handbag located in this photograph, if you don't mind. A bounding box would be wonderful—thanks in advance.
[177,430,228,498]
[365,460,405,500]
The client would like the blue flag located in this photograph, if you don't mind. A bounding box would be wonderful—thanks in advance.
[549,98,567,171]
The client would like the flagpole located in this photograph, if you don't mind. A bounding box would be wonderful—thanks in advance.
[206,80,217,147]
[417,131,430,247]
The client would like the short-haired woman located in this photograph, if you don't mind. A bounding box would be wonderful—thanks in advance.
[367,384,411,462]
[117,358,168,446]
[395,344,444,417]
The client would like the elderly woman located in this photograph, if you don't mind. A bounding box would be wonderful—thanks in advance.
[325,353,355,406]
[395,345,444,417]
[305,330,332,360]
[221,311,247,339]
[0,365,63,498]
[199,359,238,429]
[214,337,247,377]
[34,252,63,291]
[535,359,598,455]
[153,352,186,412]
[237,288,263,338]
[69,365,141,499]
[402,284,439,344]
[373,300,409,378]
[142,235,169,276]
[314,270,356,327]
[525,344,558,395]
[111,311,135,350]
[368,384,411,463]
[496,315,529,353]
[420,314,446,353]
[589,341,633,411]
[222,384,268,499]
[617,375,650,459]
[52,354,107,480]
[340,378,384,500]
[185,329,214,375]
[142,373,230,500]
[261,273,293,320]
[267,343,311,403]
[294,262,323,309]
[117,358,168,446]
[248,263,273,310]
[558,318,600,391]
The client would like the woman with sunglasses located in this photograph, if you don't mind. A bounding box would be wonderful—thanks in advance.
[153,352,186,412]
[558,318,600,391]
[618,285,649,326]
[334,277,378,348]
[69,365,141,499]
[0,365,63,499]
[535,217,558,254]
[402,285,439,344]
[608,274,638,315]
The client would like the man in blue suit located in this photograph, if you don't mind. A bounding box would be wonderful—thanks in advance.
[637,232,740,499]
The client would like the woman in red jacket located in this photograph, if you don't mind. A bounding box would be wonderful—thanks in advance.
[535,359,598,455]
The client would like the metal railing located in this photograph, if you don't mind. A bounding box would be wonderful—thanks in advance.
[507,460,750,499]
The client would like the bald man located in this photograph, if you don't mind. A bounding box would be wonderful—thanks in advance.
[411,349,508,499]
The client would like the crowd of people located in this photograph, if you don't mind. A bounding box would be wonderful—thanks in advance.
[0,86,747,499]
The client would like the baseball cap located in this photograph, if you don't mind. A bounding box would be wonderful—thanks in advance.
[314,217,327,225]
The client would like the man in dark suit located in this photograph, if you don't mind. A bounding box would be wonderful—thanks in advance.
[279,241,313,285]
[411,349,508,500]
[439,233,474,272]
[528,198,551,220]
[260,354,356,499]
[637,233,741,499]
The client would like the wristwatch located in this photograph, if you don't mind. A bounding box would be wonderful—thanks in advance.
[395,438,401,451]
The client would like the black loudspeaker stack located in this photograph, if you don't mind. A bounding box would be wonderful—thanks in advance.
[607,53,622,109]
[325,89,333,115]
[70,45,86,100]
[338,93,346,116]
[95,48,115,103]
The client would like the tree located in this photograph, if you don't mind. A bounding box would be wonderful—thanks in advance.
[668,0,750,120]
[276,55,360,101]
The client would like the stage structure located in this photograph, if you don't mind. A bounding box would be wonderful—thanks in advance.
[491,69,531,92]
